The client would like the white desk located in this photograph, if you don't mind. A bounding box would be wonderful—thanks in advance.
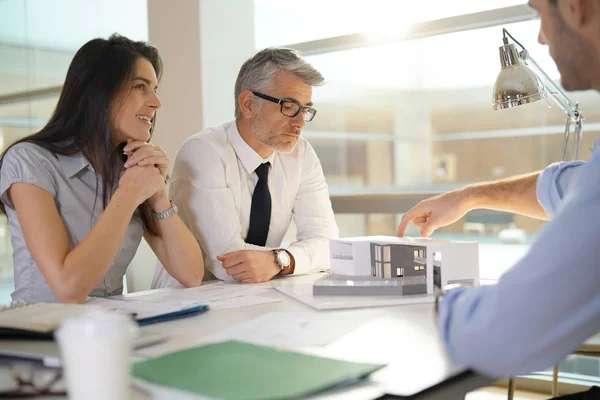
[22,275,492,399]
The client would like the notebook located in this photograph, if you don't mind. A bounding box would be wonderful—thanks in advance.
[0,301,208,339]
[0,303,101,339]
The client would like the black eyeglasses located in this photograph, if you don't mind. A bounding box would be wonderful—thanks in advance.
[252,92,317,122]
[0,364,65,398]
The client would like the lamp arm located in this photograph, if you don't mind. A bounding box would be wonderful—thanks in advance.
[502,28,584,161]
[524,53,584,160]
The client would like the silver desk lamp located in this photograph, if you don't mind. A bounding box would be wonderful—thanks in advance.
[493,28,583,161]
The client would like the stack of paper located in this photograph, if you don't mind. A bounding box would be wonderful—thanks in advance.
[116,282,282,310]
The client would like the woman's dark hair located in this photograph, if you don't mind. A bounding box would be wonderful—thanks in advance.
[0,33,162,234]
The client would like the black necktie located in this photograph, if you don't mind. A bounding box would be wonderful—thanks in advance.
[246,162,271,246]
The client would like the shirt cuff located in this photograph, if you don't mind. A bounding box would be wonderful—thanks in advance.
[437,286,468,357]
[536,161,584,219]
[286,245,312,275]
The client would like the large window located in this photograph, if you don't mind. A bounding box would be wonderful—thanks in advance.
[255,1,600,389]
[305,17,600,239]
[256,3,599,242]
[0,0,149,302]
[254,0,524,48]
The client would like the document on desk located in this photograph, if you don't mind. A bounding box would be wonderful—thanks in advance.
[86,297,203,320]
[203,311,380,348]
[133,340,385,400]
[122,281,272,304]
[210,273,326,289]
[89,294,281,315]
[275,282,434,310]
[207,295,282,310]
[314,316,470,397]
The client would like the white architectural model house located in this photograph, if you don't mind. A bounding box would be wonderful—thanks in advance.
[328,236,479,296]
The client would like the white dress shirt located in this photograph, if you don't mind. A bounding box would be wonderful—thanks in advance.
[152,120,339,286]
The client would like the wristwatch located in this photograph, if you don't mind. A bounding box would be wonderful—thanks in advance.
[273,249,291,270]
[152,200,178,220]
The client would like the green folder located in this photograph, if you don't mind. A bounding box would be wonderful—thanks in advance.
[133,340,385,400]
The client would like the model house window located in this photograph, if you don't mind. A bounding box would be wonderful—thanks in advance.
[384,262,391,278]
[383,246,391,263]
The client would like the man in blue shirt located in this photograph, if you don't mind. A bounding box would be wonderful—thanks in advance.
[398,0,600,397]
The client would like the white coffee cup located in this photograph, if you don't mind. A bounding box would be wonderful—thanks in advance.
[55,311,139,400]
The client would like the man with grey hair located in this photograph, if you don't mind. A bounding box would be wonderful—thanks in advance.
[152,48,338,285]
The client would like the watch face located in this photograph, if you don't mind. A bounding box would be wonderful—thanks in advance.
[277,250,290,266]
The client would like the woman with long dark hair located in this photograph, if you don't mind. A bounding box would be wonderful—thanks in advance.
[0,34,204,304]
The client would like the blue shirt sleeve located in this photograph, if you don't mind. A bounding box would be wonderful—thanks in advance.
[536,161,585,219]
[438,153,600,378]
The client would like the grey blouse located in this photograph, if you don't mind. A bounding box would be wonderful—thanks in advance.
[0,143,143,304]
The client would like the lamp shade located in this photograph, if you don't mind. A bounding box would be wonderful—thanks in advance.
[493,43,548,110]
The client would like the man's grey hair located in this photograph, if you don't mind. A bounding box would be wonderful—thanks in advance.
[234,47,324,119]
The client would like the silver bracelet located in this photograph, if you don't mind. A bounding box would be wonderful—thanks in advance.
[152,200,178,220]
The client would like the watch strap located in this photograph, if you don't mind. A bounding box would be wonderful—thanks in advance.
[152,200,178,220]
